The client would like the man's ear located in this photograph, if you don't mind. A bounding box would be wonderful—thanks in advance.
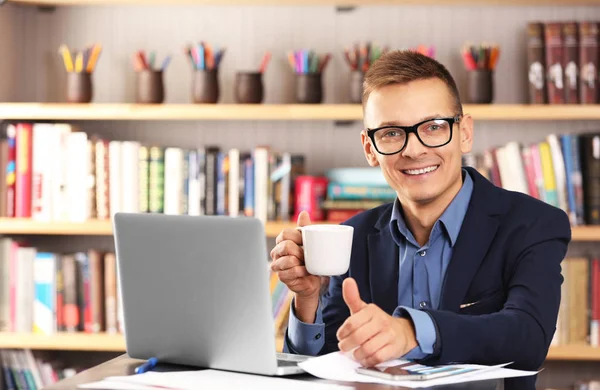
[361,131,380,167]
[459,114,474,154]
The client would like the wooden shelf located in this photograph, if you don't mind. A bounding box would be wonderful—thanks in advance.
[1,103,600,121]
[0,218,296,237]
[0,333,596,361]
[7,0,600,6]
[1,219,600,241]
[0,333,285,353]
[546,345,600,361]
[0,332,126,352]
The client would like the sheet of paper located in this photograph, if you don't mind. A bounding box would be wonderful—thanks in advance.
[297,351,539,388]
[80,369,353,390]
[78,379,157,389]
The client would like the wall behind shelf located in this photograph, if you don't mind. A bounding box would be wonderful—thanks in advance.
[5,4,600,104]
[0,4,24,102]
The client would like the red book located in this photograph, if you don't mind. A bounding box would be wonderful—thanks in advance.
[15,123,32,218]
[544,22,565,104]
[294,176,328,222]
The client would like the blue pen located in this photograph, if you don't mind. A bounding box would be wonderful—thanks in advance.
[135,357,159,374]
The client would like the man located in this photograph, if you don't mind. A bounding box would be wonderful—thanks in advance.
[270,50,571,389]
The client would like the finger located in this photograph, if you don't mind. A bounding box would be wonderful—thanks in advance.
[361,344,398,367]
[270,240,304,262]
[278,265,310,283]
[297,210,312,227]
[352,330,393,363]
[271,255,303,272]
[342,277,367,315]
[337,305,375,341]
[337,317,380,353]
[275,228,303,246]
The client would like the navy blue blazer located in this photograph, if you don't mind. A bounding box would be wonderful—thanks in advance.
[285,166,571,390]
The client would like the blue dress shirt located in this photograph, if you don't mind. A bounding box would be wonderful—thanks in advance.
[287,170,474,360]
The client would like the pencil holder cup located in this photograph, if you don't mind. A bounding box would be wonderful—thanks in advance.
[466,70,494,104]
[66,72,93,103]
[350,70,364,104]
[234,71,264,104]
[295,73,323,104]
[136,70,165,104]
[192,69,220,104]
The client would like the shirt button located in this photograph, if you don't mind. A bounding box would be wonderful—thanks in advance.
[420,251,426,257]
[419,301,428,308]
[315,333,322,340]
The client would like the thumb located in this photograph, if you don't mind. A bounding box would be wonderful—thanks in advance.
[297,210,312,228]
[342,277,367,315]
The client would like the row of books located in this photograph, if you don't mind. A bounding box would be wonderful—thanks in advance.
[527,21,598,105]
[317,168,397,222]
[269,271,293,336]
[551,257,600,347]
[463,132,599,226]
[0,122,306,224]
[0,238,123,334]
[0,349,77,390]
[0,237,293,336]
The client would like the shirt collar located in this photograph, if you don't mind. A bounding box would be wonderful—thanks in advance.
[389,169,474,247]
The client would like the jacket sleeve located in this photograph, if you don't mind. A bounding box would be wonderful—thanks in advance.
[420,209,571,371]
[284,272,350,355]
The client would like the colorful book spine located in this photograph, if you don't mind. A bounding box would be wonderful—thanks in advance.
[15,123,33,218]
[327,182,396,201]
[33,253,56,335]
[5,125,16,218]
[138,146,150,213]
[295,176,328,221]
[148,147,165,214]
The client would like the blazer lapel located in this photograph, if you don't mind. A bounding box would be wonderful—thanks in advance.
[440,168,503,312]
[368,209,399,315]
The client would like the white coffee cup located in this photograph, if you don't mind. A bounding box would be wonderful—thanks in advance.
[297,224,354,276]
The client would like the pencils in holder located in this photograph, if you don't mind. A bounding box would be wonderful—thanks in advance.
[186,41,226,71]
[59,43,102,73]
[132,50,172,72]
[287,50,331,75]
[343,42,388,73]
[461,42,500,71]
[59,43,102,103]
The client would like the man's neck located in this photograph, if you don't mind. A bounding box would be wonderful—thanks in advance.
[400,174,464,247]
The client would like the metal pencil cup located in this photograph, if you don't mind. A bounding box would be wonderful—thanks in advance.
[466,70,494,104]
[193,69,220,104]
[136,70,165,104]
[235,72,264,104]
[66,72,93,103]
[295,73,323,104]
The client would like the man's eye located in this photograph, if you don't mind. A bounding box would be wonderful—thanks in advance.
[382,130,400,137]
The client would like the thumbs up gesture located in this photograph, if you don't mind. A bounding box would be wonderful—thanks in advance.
[336,278,418,367]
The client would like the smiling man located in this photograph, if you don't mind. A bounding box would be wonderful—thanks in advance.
[270,50,571,390]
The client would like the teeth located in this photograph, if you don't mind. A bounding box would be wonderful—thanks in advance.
[404,165,438,175]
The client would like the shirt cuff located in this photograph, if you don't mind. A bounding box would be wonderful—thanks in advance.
[287,297,326,356]
[393,306,437,359]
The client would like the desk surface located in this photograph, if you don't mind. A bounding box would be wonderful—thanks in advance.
[46,354,503,390]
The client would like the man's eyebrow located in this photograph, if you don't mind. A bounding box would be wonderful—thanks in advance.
[375,114,445,128]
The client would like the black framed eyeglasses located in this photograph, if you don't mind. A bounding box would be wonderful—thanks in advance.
[366,114,462,155]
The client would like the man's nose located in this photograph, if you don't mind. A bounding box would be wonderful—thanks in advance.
[401,132,428,158]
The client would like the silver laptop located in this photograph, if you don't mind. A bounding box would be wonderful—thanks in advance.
[112,212,308,376]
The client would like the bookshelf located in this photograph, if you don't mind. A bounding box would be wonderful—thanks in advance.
[0,333,286,354]
[0,333,595,362]
[0,218,306,237]
[1,218,600,241]
[1,103,600,121]
[6,0,600,6]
